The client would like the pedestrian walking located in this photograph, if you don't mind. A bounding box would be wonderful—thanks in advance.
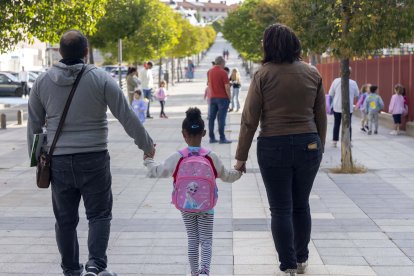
[126,67,140,105]
[131,89,147,124]
[356,83,371,132]
[27,30,155,276]
[19,66,29,97]
[207,56,231,144]
[144,107,242,276]
[389,84,406,135]
[328,68,359,147]
[186,60,195,82]
[140,61,154,119]
[228,68,241,112]
[364,85,384,135]
[234,23,327,276]
[155,80,168,118]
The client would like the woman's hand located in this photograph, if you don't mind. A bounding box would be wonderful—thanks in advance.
[234,160,247,173]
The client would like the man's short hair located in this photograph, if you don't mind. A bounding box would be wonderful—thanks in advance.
[147,61,153,68]
[214,56,225,65]
[59,30,88,59]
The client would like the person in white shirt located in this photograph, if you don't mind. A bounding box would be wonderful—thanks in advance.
[328,70,359,147]
[18,66,29,97]
[140,61,154,118]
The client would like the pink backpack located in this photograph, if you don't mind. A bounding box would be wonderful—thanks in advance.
[172,147,218,212]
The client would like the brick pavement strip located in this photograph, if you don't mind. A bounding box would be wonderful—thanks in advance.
[2,35,414,275]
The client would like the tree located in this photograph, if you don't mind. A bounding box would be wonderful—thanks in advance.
[222,0,283,62]
[89,0,143,63]
[0,0,106,53]
[286,0,414,171]
[97,0,180,64]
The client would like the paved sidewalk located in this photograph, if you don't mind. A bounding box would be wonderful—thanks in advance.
[1,34,414,276]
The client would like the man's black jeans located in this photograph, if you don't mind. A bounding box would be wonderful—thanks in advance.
[333,111,352,142]
[51,150,112,276]
[257,134,322,272]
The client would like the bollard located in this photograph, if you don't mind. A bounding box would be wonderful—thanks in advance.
[1,113,6,129]
[17,110,24,125]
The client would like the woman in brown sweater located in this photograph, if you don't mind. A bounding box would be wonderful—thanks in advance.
[234,24,327,276]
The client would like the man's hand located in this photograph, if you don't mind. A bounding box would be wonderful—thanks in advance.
[234,160,246,173]
[144,144,156,159]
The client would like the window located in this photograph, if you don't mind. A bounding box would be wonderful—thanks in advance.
[203,8,206,11]
[215,8,219,11]
[222,8,225,12]
[209,8,212,11]
[0,75,9,83]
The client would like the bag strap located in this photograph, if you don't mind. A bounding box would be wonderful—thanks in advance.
[48,65,86,155]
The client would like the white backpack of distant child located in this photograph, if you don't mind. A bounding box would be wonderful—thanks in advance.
[172,147,218,212]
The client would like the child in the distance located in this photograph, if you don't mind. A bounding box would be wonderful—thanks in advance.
[155,80,168,118]
[364,85,384,135]
[143,107,242,276]
[389,84,406,135]
[131,89,147,124]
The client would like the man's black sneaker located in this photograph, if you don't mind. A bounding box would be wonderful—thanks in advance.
[361,127,366,132]
[209,139,218,143]
[146,115,153,119]
[84,267,100,276]
[219,139,232,144]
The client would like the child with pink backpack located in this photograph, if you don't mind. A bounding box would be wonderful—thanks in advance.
[143,107,242,276]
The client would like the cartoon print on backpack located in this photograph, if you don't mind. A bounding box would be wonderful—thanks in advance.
[182,182,208,210]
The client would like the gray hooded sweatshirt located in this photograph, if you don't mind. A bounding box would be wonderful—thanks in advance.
[27,62,154,156]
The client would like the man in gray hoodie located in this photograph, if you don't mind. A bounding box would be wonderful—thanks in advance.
[27,30,155,276]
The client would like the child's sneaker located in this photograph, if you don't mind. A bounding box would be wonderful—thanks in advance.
[332,141,337,148]
[199,268,209,276]
[277,269,296,276]
[297,261,308,274]
[374,130,378,135]
[360,127,366,132]
[390,130,397,135]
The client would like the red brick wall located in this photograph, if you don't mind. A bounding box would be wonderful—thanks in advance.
[316,55,414,122]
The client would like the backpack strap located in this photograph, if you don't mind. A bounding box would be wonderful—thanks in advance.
[172,148,190,183]
[172,147,218,182]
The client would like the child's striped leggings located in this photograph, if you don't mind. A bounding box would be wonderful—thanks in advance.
[181,211,214,275]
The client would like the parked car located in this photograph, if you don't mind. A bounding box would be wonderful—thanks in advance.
[100,65,119,73]
[110,67,128,79]
[5,71,39,94]
[0,72,23,97]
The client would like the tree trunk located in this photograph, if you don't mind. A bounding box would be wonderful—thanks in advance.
[177,58,181,83]
[171,58,175,86]
[340,0,353,171]
[158,57,162,86]
[340,58,353,171]
[88,44,94,64]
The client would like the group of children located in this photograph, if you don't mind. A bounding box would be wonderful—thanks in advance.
[356,83,408,135]
[131,80,169,123]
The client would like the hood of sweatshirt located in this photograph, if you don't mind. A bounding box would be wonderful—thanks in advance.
[47,62,94,87]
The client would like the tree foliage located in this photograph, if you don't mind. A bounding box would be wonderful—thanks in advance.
[286,0,414,58]
[94,0,216,64]
[0,0,107,53]
[222,0,283,62]
[89,0,143,49]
